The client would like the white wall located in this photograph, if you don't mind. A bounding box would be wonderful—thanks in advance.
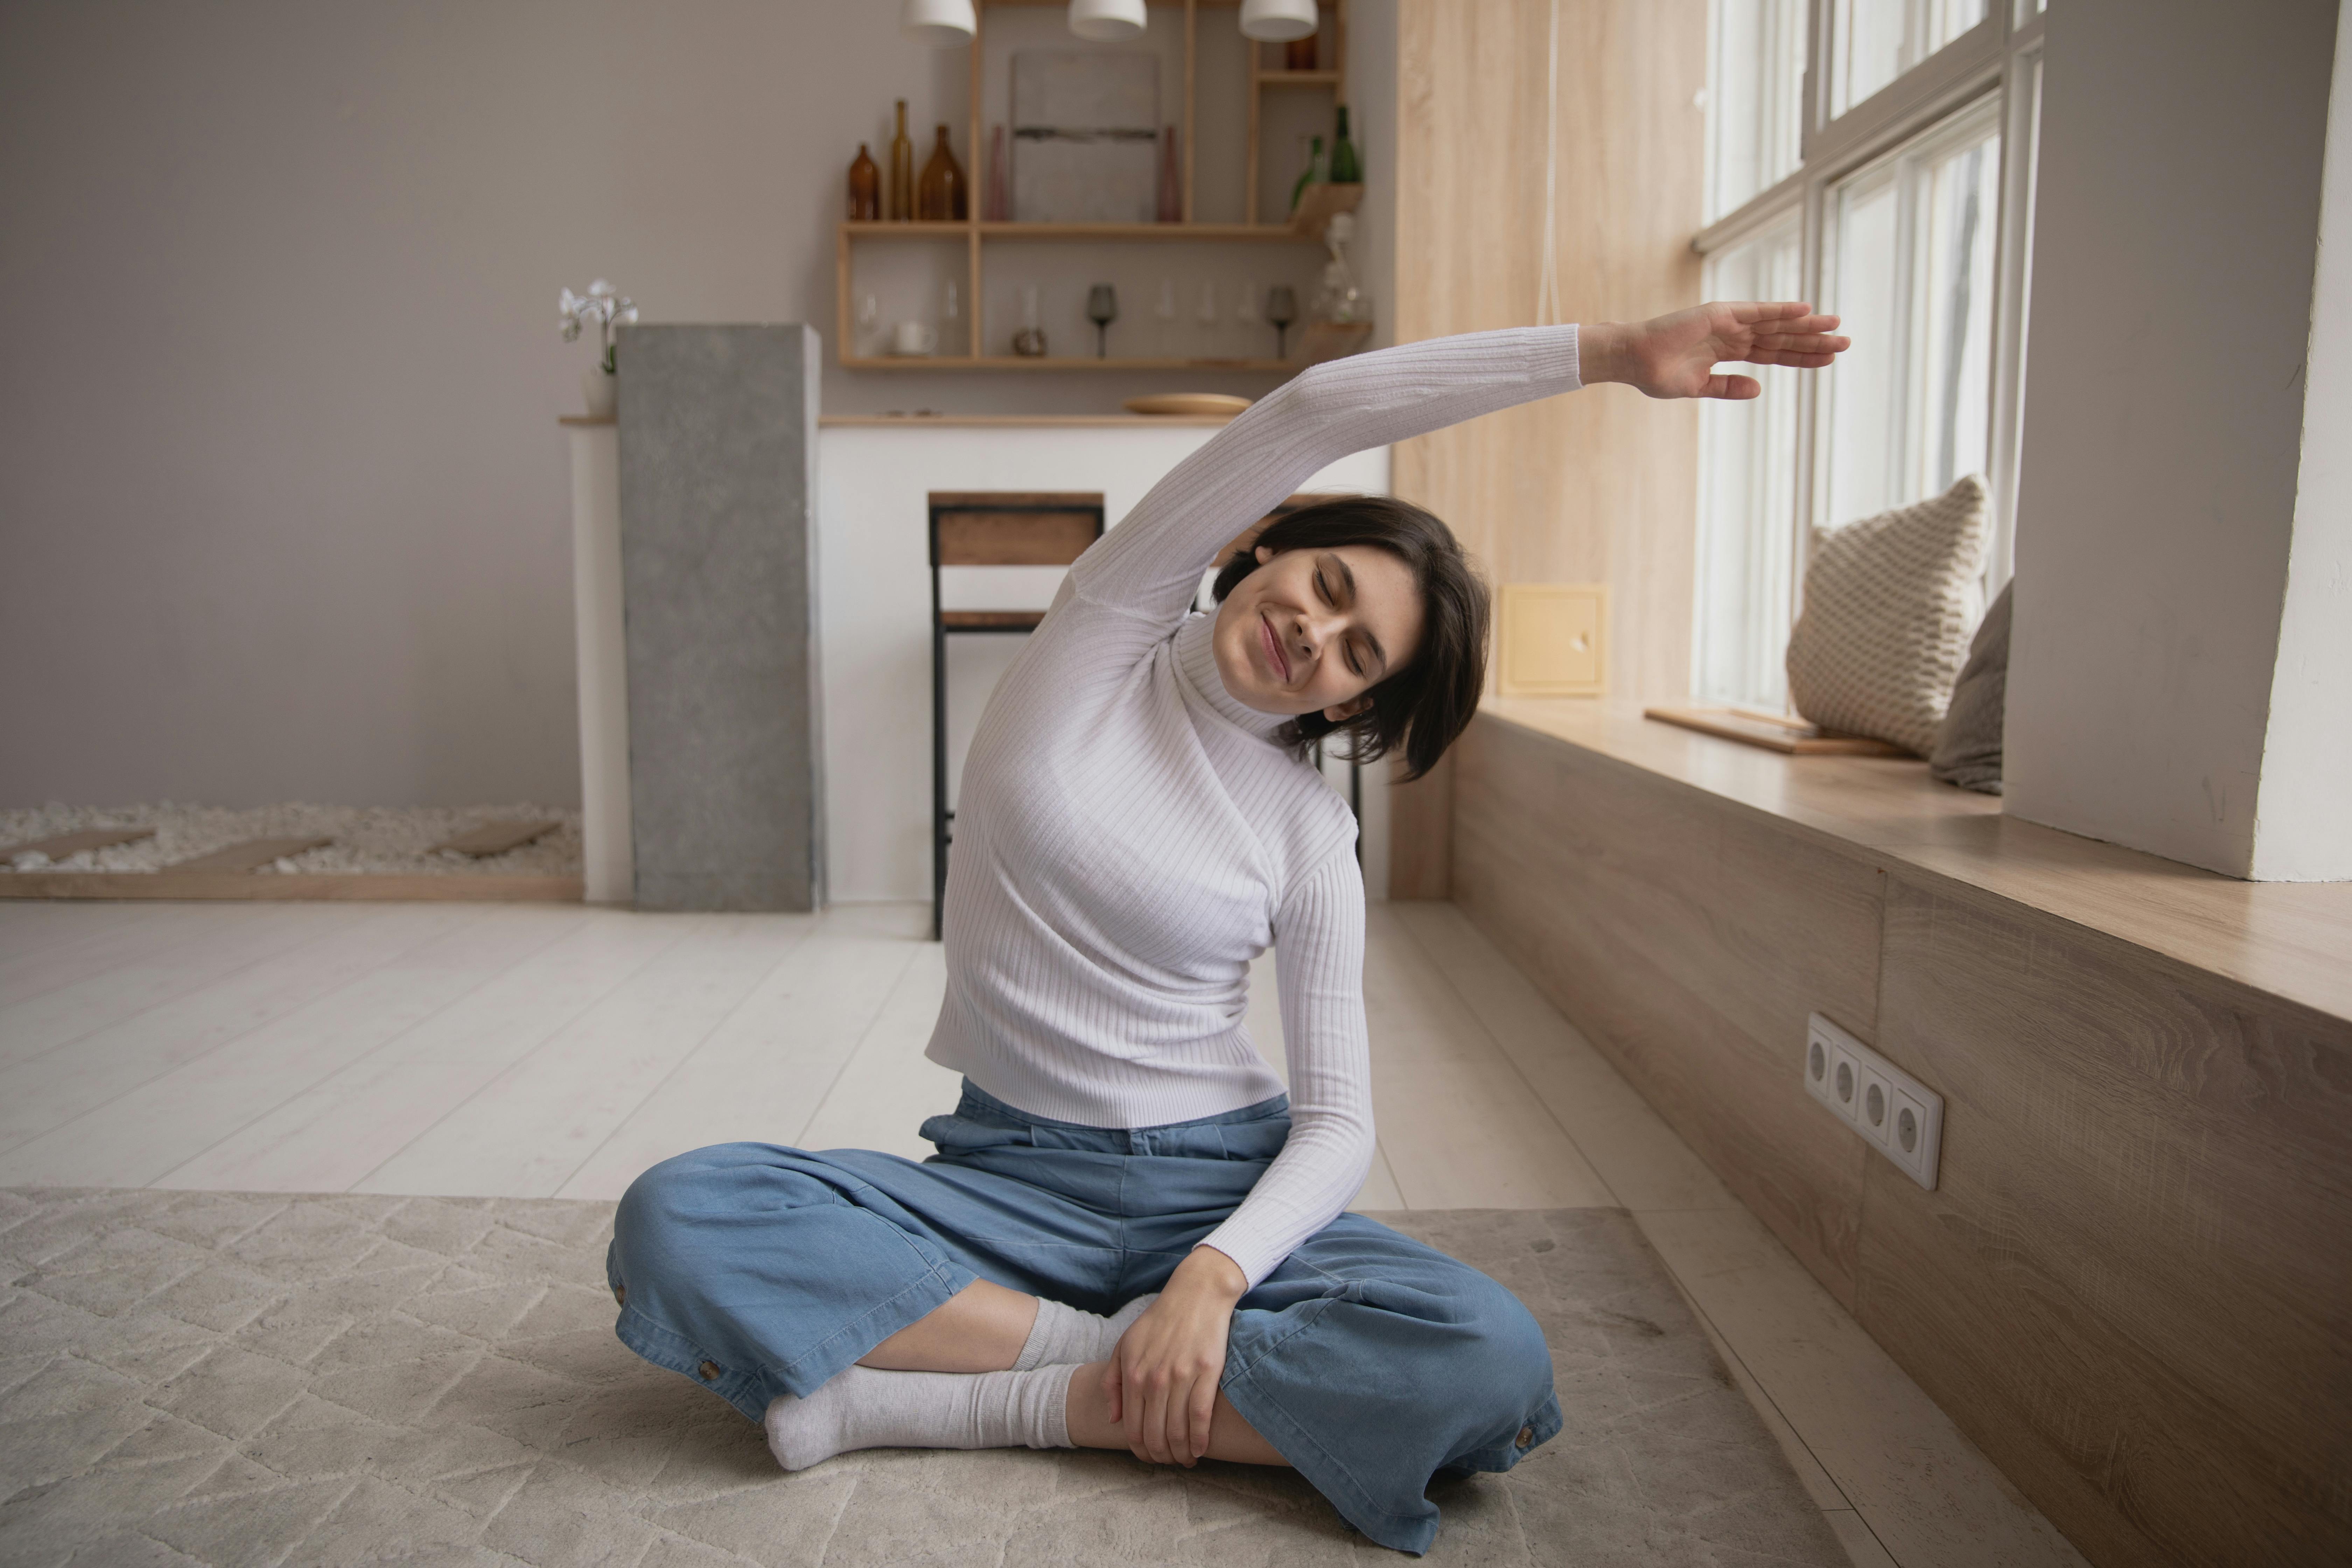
[2004,0,2348,880]
[817,424,1391,903]
[0,0,1395,810]
[2253,5,2352,881]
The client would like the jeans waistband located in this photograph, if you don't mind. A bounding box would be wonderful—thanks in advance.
[952,1077,1290,1135]
[929,1078,1293,1162]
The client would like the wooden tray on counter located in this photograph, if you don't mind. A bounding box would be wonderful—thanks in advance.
[1643,705,1912,757]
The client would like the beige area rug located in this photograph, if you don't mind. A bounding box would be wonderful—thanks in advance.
[0,1190,1846,1566]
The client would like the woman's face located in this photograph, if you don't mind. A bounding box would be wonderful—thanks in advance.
[1212,544,1425,720]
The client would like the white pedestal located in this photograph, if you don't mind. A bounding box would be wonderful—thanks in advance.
[566,422,632,904]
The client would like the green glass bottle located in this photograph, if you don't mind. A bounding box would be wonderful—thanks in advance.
[1289,135,1327,214]
[1330,107,1362,185]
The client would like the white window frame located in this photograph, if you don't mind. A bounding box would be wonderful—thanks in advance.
[1692,0,2042,705]
[1813,91,2005,537]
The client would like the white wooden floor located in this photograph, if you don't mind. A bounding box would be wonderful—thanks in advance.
[0,896,2086,1568]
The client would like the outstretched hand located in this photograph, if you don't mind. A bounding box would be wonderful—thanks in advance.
[1580,301,1848,401]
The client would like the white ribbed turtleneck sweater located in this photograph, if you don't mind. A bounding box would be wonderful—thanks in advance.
[925,327,1586,1286]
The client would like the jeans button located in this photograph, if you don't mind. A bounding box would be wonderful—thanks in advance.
[613,1283,626,1307]
[699,1360,720,1381]
[1516,1425,1534,1448]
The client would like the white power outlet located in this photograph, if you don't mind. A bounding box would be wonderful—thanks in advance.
[1802,1012,1943,1190]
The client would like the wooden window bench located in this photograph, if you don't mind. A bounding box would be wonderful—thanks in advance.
[1448,699,2352,1568]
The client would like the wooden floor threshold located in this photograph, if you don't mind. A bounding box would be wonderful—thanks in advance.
[0,871,584,903]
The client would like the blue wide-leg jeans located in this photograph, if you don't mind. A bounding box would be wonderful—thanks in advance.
[606,1080,1562,1555]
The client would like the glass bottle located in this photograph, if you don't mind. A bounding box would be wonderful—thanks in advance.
[888,100,914,222]
[1288,135,1326,215]
[1156,126,1183,223]
[986,126,1009,222]
[918,125,966,222]
[848,144,880,220]
[1330,107,1362,185]
[1285,35,1318,71]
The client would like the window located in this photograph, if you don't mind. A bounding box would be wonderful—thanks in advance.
[1706,0,1809,222]
[1829,0,1990,118]
[1821,101,2001,527]
[1689,0,2039,709]
[1696,217,1804,708]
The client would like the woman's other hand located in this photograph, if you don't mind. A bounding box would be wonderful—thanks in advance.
[1580,302,1849,401]
[1102,1245,1247,1465]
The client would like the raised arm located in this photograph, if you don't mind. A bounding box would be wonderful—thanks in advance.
[1070,326,1584,625]
[1069,304,1847,630]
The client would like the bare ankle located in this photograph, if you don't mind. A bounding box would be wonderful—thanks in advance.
[859,1279,1038,1373]
[1062,1360,1288,1467]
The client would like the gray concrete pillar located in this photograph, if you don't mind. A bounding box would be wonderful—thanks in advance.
[616,324,824,910]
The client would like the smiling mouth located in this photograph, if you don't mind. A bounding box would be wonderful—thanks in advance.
[1259,613,1292,682]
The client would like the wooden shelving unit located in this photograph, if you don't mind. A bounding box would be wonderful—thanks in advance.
[838,0,1358,372]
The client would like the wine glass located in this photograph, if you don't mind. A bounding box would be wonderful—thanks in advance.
[855,292,880,357]
[1086,285,1118,359]
[1266,286,1298,361]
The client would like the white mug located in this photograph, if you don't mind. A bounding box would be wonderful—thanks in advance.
[893,319,938,356]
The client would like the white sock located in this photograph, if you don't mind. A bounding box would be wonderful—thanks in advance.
[1013,1293,1160,1372]
[764,1363,1076,1471]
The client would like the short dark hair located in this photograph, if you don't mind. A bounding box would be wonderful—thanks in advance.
[1210,495,1490,782]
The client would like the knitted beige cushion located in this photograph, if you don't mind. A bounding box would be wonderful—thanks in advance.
[1785,475,1989,756]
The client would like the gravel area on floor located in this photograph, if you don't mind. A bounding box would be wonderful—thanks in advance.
[0,802,582,876]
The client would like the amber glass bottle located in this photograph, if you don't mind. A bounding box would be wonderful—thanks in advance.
[888,100,914,221]
[917,125,967,221]
[847,144,880,220]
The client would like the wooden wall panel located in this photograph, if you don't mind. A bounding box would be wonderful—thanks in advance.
[1450,715,1881,1302]
[1389,0,1708,893]
[1865,873,2352,1568]
[1385,753,1455,900]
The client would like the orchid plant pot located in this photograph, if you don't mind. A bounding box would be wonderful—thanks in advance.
[581,365,617,420]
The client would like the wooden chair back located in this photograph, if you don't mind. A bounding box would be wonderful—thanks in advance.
[929,492,1104,567]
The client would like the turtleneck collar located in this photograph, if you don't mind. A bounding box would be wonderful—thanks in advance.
[1173,610,1289,743]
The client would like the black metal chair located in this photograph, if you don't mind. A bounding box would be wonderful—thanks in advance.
[930,491,1106,939]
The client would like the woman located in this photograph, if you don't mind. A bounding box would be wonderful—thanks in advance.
[608,303,1846,1554]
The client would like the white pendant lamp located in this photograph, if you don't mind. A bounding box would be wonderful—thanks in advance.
[1067,0,1147,43]
[901,0,976,47]
[1239,0,1319,43]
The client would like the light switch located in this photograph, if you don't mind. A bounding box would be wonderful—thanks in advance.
[1497,583,1608,696]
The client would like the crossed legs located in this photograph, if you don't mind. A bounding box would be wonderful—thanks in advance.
[858,1277,1288,1466]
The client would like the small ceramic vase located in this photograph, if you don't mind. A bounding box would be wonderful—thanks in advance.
[581,366,617,419]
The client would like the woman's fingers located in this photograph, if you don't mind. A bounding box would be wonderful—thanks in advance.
[1703,372,1763,400]
[1189,1376,1218,1462]
[1138,1369,1175,1464]
[1728,299,1828,328]
[1101,1356,1123,1424]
